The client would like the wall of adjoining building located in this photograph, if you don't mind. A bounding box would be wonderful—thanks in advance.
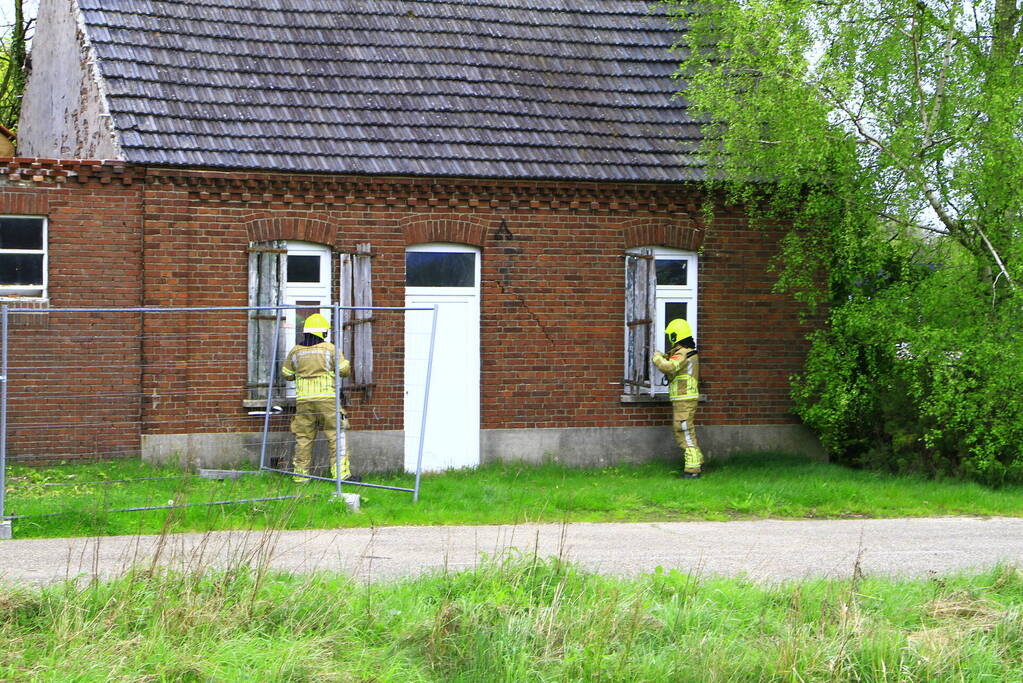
[18,0,123,160]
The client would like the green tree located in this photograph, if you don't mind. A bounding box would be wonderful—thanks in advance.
[0,0,30,130]
[664,0,1023,483]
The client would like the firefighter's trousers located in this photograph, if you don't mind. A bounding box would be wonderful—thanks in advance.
[291,398,350,481]
[671,399,703,474]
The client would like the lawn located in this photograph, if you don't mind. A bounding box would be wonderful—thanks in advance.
[5,452,1023,539]
[2,556,1021,681]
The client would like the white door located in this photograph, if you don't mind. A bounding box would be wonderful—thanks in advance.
[404,244,480,472]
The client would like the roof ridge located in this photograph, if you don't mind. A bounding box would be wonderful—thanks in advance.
[81,0,663,19]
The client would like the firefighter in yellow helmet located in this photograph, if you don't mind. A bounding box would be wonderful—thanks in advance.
[281,313,353,483]
[653,318,704,478]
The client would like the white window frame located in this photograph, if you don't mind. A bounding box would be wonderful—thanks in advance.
[248,238,378,406]
[625,246,699,397]
[405,242,481,294]
[652,247,698,354]
[282,242,332,399]
[283,241,332,341]
[0,215,47,299]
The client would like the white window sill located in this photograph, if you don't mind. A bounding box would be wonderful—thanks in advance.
[0,296,49,306]
[243,397,296,410]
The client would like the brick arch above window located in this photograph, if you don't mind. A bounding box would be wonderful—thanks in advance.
[0,192,49,215]
[245,217,336,248]
[400,214,487,248]
[622,218,703,252]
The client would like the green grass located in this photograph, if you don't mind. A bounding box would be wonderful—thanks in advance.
[6,452,1023,539]
[2,556,1022,681]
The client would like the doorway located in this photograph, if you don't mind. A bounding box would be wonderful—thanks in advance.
[404,243,481,472]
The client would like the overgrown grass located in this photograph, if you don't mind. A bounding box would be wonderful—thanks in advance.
[6,452,1023,539]
[2,555,1022,681]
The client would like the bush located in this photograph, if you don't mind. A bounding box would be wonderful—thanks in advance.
[792,248,1023,485]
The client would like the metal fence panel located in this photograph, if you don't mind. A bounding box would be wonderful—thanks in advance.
[0,303,439,537]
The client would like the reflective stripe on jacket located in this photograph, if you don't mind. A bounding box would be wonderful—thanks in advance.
[652,346,699,401]
[281,342,351,401]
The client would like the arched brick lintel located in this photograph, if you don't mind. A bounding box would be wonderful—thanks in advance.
[622,219,702,252]
[0,190,50,215]
[401,214,487,248]
[246,217,337,247]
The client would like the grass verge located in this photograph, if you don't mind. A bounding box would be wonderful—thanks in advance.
[5,452,1023,539]
[1,557,1021,681]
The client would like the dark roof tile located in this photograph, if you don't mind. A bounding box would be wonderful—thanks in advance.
[77,0,700,181]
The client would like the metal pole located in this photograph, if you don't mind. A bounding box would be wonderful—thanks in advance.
[259,307,283,471]
[333,300,344,498]
[412,305,439,503]
[0,305,8,526]
[17,305,423,314]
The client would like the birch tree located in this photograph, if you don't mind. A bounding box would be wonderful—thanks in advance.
[665,0,1023,482]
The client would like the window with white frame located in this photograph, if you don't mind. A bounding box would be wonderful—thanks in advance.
[623,246,698,397]
[282,242,333,399]
[283,241,332,350]
[0,216,47,298]
[246,239,374,404]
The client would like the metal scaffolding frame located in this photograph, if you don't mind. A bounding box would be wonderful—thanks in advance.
[0,302,439,538]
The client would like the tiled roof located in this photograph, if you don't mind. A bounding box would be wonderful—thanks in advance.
[77,0,700,181]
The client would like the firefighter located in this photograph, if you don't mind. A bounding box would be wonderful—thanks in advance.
[652,318,704,478]
[281,313,353,483]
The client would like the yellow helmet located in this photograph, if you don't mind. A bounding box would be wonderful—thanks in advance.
[302,313,330,339]
[665,318,693,346]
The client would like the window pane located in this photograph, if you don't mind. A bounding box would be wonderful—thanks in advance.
[287,255,321,283]
[0,253,43,285]
[0,217,43,250]
[656,259,687,286]
[663,301,689,350]
[406,252,475,287]
[295,301,326,345]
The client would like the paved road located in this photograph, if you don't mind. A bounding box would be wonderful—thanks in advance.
[1,517,1021,586]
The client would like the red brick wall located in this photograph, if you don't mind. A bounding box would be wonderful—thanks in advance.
[0,160,143,462]
[0,159,813,462]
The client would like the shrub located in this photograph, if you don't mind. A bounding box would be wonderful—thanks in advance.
[793,247,1023,485]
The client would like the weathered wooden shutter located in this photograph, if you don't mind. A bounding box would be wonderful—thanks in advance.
[247,240,287,402]
[340,243,374,398]
[624,248,657,396]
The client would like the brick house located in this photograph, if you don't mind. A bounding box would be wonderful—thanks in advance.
[2,0,822,472]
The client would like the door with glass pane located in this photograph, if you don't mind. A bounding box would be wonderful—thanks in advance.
[404,243,481,472]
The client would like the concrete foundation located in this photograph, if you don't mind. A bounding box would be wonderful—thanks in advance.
[142,430,403,473]
[142,424,824,472]
[480,424,826,467]
[0,520,11,540]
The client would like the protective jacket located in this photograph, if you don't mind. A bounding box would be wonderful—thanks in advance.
[652,345,699,401]
[281,341,351,401]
